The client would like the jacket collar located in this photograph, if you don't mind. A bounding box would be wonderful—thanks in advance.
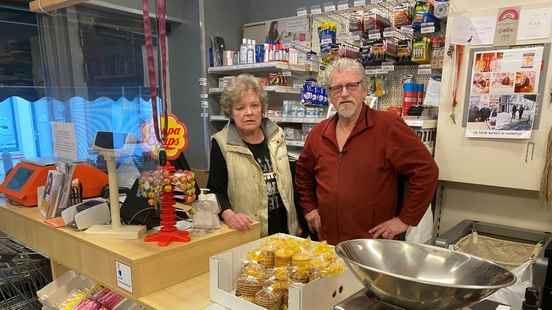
[322,104,374,148]
[226,117,279,147]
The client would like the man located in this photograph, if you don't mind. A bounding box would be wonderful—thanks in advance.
[295,59,438,245]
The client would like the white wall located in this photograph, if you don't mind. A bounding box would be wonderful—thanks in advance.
[436,0,552,234]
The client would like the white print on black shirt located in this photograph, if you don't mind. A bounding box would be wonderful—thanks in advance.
[257,156,280,211]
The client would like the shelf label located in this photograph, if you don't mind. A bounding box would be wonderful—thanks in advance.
[381,64,395,72]
[201,112,209,118]
[324,4,336,12]
[353,0,366,7]
[369,31,381,40]
[421,22,435,34]
[337,2,349,10]
[383,29,395,38]
[296,8,307,16]
[400,26,414,35]
[116,261,133,293]
[417,64,432,75]
[198,77,207,86]
[371,0,383,4]
[200,100,209,108]
[365,69,378,75]
[311,6,322,15]
[282,71,292,77]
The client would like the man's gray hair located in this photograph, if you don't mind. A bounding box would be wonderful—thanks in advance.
[220,74,268,118]
[322,58,367,90]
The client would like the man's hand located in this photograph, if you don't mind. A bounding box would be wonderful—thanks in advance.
[369,217,409,239]
[221,209,253,231]
[305,209,321,234]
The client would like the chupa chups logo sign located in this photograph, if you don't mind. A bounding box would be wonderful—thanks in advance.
[142,114,189,160]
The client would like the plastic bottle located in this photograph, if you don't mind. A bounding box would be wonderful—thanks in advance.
[239,38,247,65]
[246,40,255,64]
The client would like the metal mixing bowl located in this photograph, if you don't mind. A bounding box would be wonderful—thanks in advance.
[336,239,516,310]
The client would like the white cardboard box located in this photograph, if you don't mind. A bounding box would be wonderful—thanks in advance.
[209,234,363,310]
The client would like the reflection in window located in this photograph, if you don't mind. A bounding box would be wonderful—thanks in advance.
[0,5,164,185]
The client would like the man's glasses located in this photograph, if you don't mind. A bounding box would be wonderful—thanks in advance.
[327,80,362,96]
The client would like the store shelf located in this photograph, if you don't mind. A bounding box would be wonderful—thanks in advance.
[271,116,324,124]
[404,118,437,129]
[210,115,324,125]
[208,62,316,74]
[286,140,305,147]
[209,85,301,94]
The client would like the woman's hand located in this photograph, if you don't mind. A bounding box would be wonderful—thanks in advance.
[221,209,253,231]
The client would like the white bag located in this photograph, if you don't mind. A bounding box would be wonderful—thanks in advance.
[485,259,534,309]
[405,205,433,244]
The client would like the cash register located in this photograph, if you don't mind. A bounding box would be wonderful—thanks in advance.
[0,158,108,207]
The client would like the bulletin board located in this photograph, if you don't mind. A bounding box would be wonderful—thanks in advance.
[462,44,550,139]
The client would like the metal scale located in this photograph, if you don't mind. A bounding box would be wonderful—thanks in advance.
[333,239,516,310]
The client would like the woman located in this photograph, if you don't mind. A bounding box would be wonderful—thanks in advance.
[207,74,299,236]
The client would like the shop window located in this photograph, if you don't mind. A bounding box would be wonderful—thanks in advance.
[0,5,164,183]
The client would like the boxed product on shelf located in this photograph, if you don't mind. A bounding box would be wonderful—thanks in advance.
[209,234,363,310]
[284,127,303,141]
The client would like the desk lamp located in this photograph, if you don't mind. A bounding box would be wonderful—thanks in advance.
[85,131,145,239]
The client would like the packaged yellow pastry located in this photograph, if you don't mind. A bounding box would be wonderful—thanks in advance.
[240,261,266,280]
[320,258,345,277]
[237,275,263,297]
[291,252,312,268]
[289,266,310,284]
[274,248,294,267]
[254,285,282,310]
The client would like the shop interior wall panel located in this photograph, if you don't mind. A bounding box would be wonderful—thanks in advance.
[435,0,552,191]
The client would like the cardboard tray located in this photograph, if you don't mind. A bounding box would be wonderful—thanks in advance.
[209,233,363,310]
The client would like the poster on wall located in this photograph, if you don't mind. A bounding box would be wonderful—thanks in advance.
[465,46,543,139]
[243,15,310,50]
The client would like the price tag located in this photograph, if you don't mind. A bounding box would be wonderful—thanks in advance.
[383,29,395,38]
[311,6,322,15]
[282,71,292,77]
[351,34,361,41]
[201,112,209,118]
[369,32,381,40]
[321,38,333,45]
[324,4,336,12]
[200,100,209,108]
[337,2,349,10]
[400,26,414,35]
[198,78,207,86]
[421,22,435,34]
[353,0,366,7]
[375,68,386,74]
[381,64,395,72]
[365,69,378,75]
[200,93,208,99]
[417,64,432,75]
[371,0,383,4]
[296,8,307,16]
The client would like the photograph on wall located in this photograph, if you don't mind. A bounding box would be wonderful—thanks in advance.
[466,46,543,139]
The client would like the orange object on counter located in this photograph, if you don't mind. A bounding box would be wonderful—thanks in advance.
[0,161,108,207]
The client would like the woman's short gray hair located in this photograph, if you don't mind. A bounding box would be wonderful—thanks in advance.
[220,74,268,118]
[321,58,367,90]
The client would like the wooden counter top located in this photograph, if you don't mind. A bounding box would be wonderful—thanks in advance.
[0,202,259,307]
